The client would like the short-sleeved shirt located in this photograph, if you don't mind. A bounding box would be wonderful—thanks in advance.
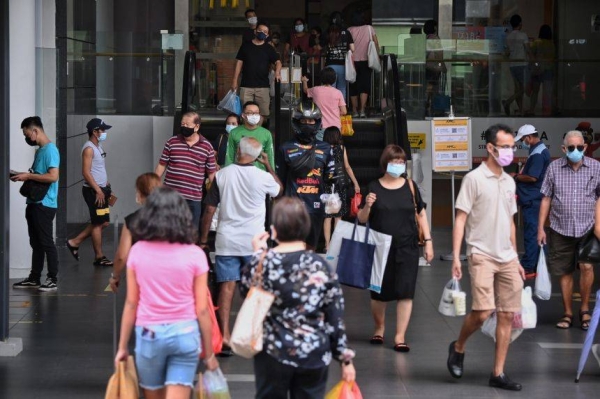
[288,33,311,54]
[29,142,60,208]
[158,134,216,201]
[127,241,208,326]
[347,25,374,61]
[236,41,280,88]
[224,125,274,171]
[212,132,229,167]
[455,161,518,263]
[205,164,280,256]
[540,156,600,238]
[325,30,353,66]
[517,141,551,204]
[505,29,529,67]
[307,86,346,129]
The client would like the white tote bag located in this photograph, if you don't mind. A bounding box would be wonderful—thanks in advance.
[230,251,275,358]
[325,220,391,293]
[534,246,551,300]
[367,26,381,72]
[345,50,356,83]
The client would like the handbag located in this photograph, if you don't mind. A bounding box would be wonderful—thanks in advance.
[20,179,50,202]
[341,115,354,136]
[105,356,139,399]
[367,26,381,72]
[345,50,356,83]
[200,290,223,359]
[578,231,600,264]
[336,219,376,289]
[349,193,362,218]
[229,251,275,358]
[407,179,425,246]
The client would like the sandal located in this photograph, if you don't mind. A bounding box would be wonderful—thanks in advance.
[369,335,384,345]
[580,310,592,331]
[556,314,573,329]
[93,256,114,267]
[66,240,79,261]
[393,343,410,353]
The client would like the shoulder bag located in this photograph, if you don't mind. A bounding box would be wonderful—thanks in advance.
[408,179,425,246]
[578,231,600,264]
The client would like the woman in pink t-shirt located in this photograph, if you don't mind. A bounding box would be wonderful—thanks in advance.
[302,67,347,140]
[114,187,219,399]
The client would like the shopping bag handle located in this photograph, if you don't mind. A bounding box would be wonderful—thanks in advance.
[352,219,370,244]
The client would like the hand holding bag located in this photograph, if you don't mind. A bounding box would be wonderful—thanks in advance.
[201,368,232,399]
[512,287,537,329]
[407,179,425,246]
[336,220,376,289]
[534,245,551,300]
[105,356,139,399]
[325,380,363,399]
[349,193,362,218]
[217,90,242,116]
[438,278,464,317]
[230,251,275,358]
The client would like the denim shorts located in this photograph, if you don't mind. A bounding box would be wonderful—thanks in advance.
[135,319,200,390]
[215,255,251,283]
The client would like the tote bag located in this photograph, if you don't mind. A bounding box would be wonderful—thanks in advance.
[336,220,376,289]
[345,50,356,83]
[230,251,275,358]
[367,26,381,72]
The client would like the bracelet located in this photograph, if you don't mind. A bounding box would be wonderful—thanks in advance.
[424,238,432,242]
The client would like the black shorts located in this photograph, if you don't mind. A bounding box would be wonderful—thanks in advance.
[82,186,110,225]
[349,61,371,96]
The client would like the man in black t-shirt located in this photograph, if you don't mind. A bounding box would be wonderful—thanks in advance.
[232,21,281,118]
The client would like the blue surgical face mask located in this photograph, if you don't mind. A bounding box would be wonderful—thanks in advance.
[567,149,584,163]
[521,140,530,150]
[256,31,268,41]
[386,163,406,178]
[98,132,107,142]
[225,124,237,134]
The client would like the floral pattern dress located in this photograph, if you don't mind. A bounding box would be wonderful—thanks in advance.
[240,249,355,368]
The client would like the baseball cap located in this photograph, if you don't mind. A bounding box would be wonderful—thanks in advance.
[515,124,537,142]
[86,118,112,133]
[576,121,593,133]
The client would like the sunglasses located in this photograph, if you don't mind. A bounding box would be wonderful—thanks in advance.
[566,145,585,152]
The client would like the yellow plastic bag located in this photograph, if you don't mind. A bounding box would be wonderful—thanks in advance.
[326,380,363,399]
[341,115,354,137]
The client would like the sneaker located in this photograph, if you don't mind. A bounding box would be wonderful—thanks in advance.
[352,112,359,118]
[38,278,58,292]
[359,111,367,118]
[13,276,41,289]
[488,372,522,391]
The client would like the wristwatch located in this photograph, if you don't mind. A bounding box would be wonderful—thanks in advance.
[424,238,432,242]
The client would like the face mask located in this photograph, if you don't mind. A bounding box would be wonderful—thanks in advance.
[98,132,107,142]
[296,124,317,143]
[248,17,258,25]
[522,141,530,150]
[272,38,280,44]
[180,126,195,137]
[25,136,37,146]
[295,25,304,33]
[246,114,261,126]
[567,149,584,163]
[386,163,406,178]
[225,124,237,134]
[255,31,268,41]
[492,147,514,167]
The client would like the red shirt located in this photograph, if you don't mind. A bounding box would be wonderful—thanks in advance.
[159,135,216,201]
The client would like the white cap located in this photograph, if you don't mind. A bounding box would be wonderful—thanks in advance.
[515,124,537,141]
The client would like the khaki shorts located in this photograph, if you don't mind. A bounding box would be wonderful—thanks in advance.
[547,228,590,276]
[468,253,523,312]
[240,87,271,116]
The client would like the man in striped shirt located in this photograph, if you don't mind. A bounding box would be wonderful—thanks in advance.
[155,112,216,231]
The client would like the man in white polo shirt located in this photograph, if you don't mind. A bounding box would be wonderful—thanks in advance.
[446,124,526,391]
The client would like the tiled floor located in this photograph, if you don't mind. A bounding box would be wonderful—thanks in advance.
[1,227,599,398]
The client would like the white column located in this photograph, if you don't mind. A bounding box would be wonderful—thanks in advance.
[174,0,189,107]
[9,0,37,278]
[97,0,115,112]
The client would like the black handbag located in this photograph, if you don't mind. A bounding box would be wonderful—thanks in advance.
[20,179,50,202]
[578,231,600,264]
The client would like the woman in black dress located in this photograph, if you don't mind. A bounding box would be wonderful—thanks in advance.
[357,145,434,352]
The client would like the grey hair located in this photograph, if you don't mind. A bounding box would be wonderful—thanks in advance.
[239,136,263,159]
[564,130,584,146]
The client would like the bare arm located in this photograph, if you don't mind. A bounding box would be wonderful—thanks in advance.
[110,225,133,292]
[418,208,434,263]
[339,105,347,116]
[81,147,101,191]
[538,196,551,245]
[451,210,468,279]
[511,218,526,279]
[357,192,375,223]
[349,43,355,53]
[258,153,284,196]
[232,60,243,91]
[154,163,166,178]
[343,148,359,193]
[12,167,59,184]
[274,60,282,80]
[515,174,537,183]
[199,205,218,245]
[114,268,139,366]
[206,172,215,186]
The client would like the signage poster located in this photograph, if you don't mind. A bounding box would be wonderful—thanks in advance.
[431,118,472,172]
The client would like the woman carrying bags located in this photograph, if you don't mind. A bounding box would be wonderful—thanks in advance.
[241,197,356,398]
[357,145,434,352]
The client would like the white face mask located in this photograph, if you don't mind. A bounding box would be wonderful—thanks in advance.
[248,17,258,25]
[225,124,237,134]
[295,25,305,33]
[246,114,261,126]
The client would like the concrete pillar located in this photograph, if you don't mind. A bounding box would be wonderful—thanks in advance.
[97,0,115,113]
[174,0,189,108]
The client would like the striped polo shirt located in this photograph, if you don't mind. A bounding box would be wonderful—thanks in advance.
[159,134,216,201]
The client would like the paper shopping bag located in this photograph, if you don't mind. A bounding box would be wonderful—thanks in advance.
[105,356,139,399]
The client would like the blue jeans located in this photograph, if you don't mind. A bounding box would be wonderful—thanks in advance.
[186,200,202,232]
[520,200,543,272]
[135,320,200,390]
[215,255,252,282]
[328,64,347,101]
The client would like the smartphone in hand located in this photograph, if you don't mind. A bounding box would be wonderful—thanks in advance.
[9,170,21,178]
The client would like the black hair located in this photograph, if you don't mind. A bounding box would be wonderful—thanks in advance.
[330,11,344,27]
[311,26,322,35]
[351,10,365,27]
[539,24,552,40]
[485,124,514,145]
[323,126,343,145]
[244,8,255,18]
[182,111,201,125]
[409,27,422,35]
[294,18,306,26]
[510,14,522,29]
[256,20,270,33]
[272,31,281,39]
[423,20,437,35]
[527,133,539,139]
[320,67,337,85]
[130,187,197,244]
[243,101,261,112]
[21,116,44,130]
[225,113,240,125]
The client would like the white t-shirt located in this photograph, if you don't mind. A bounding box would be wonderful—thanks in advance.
[205,164,280,256]
[505,29,529,67]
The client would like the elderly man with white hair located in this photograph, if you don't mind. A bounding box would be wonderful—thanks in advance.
[538,130,600,330]
[200,136,282,356]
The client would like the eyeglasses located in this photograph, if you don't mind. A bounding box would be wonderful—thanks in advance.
[494,145,517,153]
[566,145,585,152]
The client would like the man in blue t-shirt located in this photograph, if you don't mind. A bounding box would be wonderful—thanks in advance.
[513,124,551,278]
[11,116,60,291]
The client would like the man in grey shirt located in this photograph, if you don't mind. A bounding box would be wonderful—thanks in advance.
[66,118,114,266]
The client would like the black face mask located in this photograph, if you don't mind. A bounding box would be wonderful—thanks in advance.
[180,126,195,137]
[296,124,317,144]
[25,136,37,146]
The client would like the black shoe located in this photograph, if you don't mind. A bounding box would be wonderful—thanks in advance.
[447,341,464,379]
[13,276,41,289]
[216,344,234,358]
[38,278,58,292]
[489,373,522,391]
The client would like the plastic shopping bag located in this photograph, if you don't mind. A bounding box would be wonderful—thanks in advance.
[202,368,231,399]
[481,312,523,343]
[341,115,354,136]
[217,90,242,116]
[512,287,537,329]
[438,278,466,317]
[349,193,362,218]
[321,185,342,215]
[534,246,551,300]
[200,290,223,358]
[345,50,356,83]
[325,380,363,399]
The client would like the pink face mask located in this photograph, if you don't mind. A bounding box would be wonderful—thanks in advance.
[492,147,514,167]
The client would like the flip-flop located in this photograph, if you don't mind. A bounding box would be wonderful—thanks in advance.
[93,256,114,267]
[66,240,79,261]
[556,314,573,329]
[369,335,384,345]
[580,310,592,331]
[394,343,410,352]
